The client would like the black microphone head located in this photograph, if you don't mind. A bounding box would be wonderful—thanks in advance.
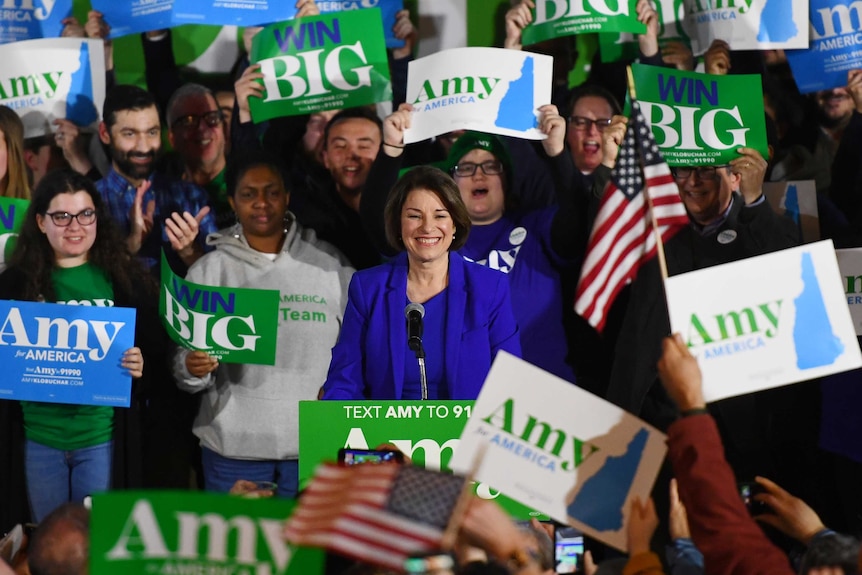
[405,302,425,319]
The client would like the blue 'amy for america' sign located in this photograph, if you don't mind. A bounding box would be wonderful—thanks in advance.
[89,0,173,39]
[786,0,862,93]
[0,300,136,407]
[0,0,71,44]
[171,0,405,48]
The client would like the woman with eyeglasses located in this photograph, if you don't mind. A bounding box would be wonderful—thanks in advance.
[0,169,160,523]
[358,104,590,384]
[322,165,520,400]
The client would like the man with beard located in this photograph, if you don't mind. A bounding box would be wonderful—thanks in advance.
[96,85,216,276]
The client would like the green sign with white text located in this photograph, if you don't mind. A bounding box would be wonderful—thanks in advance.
[0,197,27,264]
[522,0,646,45]
[599,0,688,63]
[90,491,324,575]
[249,9,392,122]
[631,63,768,166]
[299,400,550,520]
[159,252,281,365]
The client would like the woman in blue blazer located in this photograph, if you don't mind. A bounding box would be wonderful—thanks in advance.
[322,166,521,400]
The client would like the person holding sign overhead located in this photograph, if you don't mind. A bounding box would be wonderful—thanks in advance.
[0,170,158,524]
[173,153,352,498]
[359,104,588,384]
[322,165,521,400]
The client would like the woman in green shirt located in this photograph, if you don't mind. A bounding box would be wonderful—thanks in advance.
[0,169,149,521]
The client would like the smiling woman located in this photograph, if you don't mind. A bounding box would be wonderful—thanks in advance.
[322,166,521,401]
[0,169,162,525]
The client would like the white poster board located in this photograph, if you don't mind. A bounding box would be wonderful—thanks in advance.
[404,48,552,143]
[682,0,809,54]
[450,352,667,552]
[0,38,106,138]
[665,240,862,402]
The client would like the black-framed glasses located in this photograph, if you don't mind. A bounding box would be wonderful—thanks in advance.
[45,209,97,227]
[569,116,612,131]
[171,110,223,130]
[453,160,503,177]
[670,165,728,181]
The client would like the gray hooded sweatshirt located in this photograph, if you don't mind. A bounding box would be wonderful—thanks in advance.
[173,214,354,460]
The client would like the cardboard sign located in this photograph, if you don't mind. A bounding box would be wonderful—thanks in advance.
[786,0,862,93]
[0,0,70,43]
[0,197,28,270]
[666,240,862,402]
[522,0,646,45]
[90,491,324,575]
[836,248,862,336]
[600,0,688,63]
[249,9,392,121]
[299,400,549,520]
[682,0,809,55]
[450,352,667,552]
[0,300,136,407]
[763,180,821,244]
[90,0,174,38]
[0,38,106,139]
[630,63,768,166]
[404,47,553,143]
[160,253,281,365]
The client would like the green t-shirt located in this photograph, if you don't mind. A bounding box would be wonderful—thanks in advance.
[203,168,234,230]
[22,263,116,450]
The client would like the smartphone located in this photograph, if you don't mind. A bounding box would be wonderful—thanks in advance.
[555,526,583,574]
[738,482,769,515]
[337,448,405,465]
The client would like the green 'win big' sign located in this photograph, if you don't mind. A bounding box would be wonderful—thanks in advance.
[299,400,549,520]
[249,9,392,122]
[630,63,769,166]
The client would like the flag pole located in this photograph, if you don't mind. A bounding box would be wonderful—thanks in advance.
[627,66,670,282]
[440,442,488,551]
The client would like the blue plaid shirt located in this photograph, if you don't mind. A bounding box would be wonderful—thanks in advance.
[96,168,218,274]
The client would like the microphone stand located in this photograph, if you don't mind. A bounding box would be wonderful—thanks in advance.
[408,338,427,400]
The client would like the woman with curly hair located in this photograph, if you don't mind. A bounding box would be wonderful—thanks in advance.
[0,169,161,523]
[0,105,31,199]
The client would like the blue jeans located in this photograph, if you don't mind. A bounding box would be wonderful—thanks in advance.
[201,447,298,498]
[25,439,112,522]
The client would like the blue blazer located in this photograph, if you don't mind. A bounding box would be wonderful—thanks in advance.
[322,251,521,400]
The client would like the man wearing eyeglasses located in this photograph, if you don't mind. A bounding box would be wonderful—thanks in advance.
[166,84,232,229]
[96,85,217,276]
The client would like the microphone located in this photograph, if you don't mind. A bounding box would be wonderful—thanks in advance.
[405,302,425,354]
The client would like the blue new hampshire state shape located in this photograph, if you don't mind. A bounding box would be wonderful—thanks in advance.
[495,55,537,132]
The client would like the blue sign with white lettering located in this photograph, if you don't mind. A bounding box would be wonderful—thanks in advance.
[171,0,405,48]
[786,0,862,93]
[0,300,137,407]
[90,0,173,39]
[0,0,71,44]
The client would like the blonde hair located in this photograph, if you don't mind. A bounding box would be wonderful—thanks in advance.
[0,106,31,199]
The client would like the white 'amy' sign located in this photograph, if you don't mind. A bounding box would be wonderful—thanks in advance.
[0,37,106,138]
[666,240,862,402]
[450,352,667,552]
[683,0,809,54]
[404,47,553,144]
[835,248,862,337]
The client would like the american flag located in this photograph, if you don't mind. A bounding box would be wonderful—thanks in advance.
[283,463,466,572]
[575,100,689,332]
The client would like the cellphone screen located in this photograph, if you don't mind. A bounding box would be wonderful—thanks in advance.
[338,448,403,465]
[555,526,583,573]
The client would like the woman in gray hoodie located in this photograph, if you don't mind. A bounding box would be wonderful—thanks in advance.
[173,153,353,498]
